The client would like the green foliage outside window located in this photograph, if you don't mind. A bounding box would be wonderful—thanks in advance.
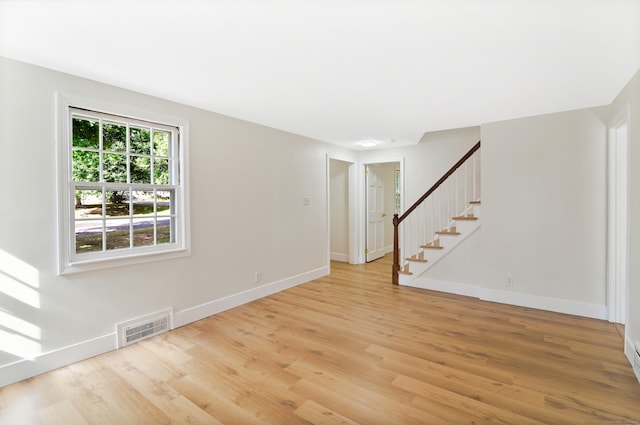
[72,117,171,204]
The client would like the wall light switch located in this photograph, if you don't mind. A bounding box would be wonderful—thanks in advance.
[303,196,311,206]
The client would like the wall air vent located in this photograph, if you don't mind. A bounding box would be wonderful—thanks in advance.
[116,308,173,348]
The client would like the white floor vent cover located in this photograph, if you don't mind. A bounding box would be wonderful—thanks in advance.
[116,308,173,348]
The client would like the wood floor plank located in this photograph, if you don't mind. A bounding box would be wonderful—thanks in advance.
[1,254,639,424]
[60,358,171,425]
[37,399,89,425]
[290,376,449,425]
[293,399,360,425]
[167,374,275,425]
[393,374,547,425]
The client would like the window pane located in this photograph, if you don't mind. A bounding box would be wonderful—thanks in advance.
[130,127,151,155]
[131,156,151,184]
[105,190,129,217]
[132,191,154,218]
[153,158,170,184]
[156,190,173,216]
[103,153,127,183]
[72,117,99,148]
[157,217,174,244]
[72,150,100,182]
[75,220,103,253]
[153,130,170,157]
[103,122,126,152]
[106,219,131,250]
[75,188,103,218]
[133,219,155,247]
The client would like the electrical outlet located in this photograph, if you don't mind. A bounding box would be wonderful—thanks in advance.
[255,272,262,283]
[506,276,514,287]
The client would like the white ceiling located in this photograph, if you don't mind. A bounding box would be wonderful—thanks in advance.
[1,0,639,149]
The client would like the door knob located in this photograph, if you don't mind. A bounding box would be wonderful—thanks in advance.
[381,213,387,218]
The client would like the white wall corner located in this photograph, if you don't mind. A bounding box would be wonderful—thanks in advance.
[173,266,329,328]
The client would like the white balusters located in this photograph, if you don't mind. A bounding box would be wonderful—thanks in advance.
[394,142,480,283]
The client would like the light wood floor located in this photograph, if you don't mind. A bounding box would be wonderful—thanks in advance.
[2,255,640,424]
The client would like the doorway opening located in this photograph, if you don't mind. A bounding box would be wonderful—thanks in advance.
[329,158,355,263]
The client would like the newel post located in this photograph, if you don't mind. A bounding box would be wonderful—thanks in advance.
[392,214,400,285]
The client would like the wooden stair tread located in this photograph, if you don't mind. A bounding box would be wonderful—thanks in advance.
[420,244,444,249]
[398,270,413,275]
[435,230,460,235]
[405,257,427,263]
[452,215,478,221]
[406,251,427,263]
[469,200,481,205]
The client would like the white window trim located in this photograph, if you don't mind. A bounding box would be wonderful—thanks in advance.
[56,92,191,275]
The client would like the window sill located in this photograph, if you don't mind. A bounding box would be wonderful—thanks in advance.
[59,247,190,275]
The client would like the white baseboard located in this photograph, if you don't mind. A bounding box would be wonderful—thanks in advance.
[173,266,329,328]
[403,277,607,320]
[0,266,329,388]
[404,277,479,298]
[330,252,349,262]
[0,333,116,388]
[479,287,608,320]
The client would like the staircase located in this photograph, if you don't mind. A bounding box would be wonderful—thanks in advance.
[397,201,481,285]
[393,141,481,285]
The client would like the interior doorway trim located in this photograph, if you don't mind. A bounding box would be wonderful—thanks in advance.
[607,103,630,324]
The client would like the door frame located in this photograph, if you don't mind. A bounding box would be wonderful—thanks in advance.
[358,156,405,264]
[607,104,630,324]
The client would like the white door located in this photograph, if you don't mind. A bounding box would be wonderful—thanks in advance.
[607,118,629,324]
[366,165,386,262]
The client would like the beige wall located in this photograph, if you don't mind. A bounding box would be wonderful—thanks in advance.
[480,108,608,310]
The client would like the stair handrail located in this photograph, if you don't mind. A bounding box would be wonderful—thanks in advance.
[392,140,481,284]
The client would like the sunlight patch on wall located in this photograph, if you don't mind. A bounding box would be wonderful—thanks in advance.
[0,250,42,360]
[0,310,40,341]
[0,249,40,308]
[0,328,41,360]
[0,250,39,289]
[0,272,40,309]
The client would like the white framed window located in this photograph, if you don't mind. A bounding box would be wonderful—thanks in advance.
[56,93,190,274]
